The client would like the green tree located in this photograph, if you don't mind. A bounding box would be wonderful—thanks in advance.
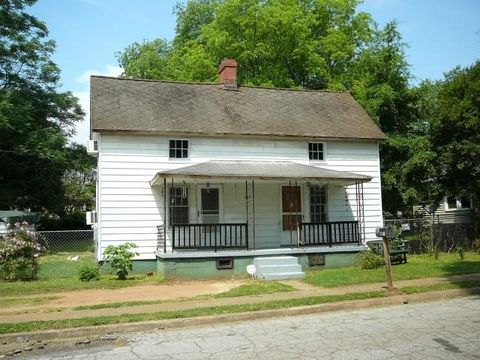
[118,0,374,88]
[348,22,432,215]
[431,61,480,201]
[0,0,84,215]
[62,144,96,215]
[116,39,172,80]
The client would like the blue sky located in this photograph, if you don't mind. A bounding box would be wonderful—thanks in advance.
[30,0,480,144]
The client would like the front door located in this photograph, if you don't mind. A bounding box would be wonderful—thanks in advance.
[280,185,303,246]
[197,185,222,224]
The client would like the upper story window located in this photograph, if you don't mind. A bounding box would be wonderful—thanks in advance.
[169,139,189,159]
[308,142,324,161]
[445,196,471,211]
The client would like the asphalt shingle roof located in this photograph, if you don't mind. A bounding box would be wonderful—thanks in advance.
[91,76,386,140]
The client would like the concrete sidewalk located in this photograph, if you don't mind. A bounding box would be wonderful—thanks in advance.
[1,273,479,324]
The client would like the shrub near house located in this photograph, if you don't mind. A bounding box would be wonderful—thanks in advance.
[0,223,44,281]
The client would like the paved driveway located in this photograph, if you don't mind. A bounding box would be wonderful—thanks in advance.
[31,297,480,359]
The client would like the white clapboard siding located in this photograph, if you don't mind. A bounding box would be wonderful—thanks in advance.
[95,134,383,260]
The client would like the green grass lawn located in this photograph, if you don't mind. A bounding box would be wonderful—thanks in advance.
[0,253,163,297]
[305,252,480,288]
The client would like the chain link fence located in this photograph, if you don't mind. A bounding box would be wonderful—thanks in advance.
[35,230,95,254]
[384,218,476,254]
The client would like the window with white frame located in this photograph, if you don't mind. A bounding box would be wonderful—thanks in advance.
[169,186,189,225]
[445,196,471,211]
[310,185,327,222]
[169,139,189,159]
[308,142,324,161]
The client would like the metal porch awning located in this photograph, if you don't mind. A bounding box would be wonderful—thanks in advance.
[150,160,371,186]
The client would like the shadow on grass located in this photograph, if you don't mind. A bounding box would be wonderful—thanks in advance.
[439,259,480,295]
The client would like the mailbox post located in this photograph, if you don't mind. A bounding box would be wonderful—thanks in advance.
[376,227,395,292]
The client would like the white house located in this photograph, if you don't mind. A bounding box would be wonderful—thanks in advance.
[89,59,386,279]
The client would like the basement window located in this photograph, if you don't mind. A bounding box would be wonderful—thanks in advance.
[308,254,325,267]
[216,257,234,270]
[169,139,189,159]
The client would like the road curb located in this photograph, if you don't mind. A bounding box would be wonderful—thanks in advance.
[1,287,479,344]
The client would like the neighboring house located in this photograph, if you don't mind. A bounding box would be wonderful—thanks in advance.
[0,211,40,234]
[89,59,386,279]
[413,195,474,224]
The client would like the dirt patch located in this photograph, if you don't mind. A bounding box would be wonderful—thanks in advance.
[3,279,247,312]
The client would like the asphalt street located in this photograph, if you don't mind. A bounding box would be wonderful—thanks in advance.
[24,296,480,359]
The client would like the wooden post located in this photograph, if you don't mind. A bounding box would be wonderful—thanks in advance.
[382,236,394,292]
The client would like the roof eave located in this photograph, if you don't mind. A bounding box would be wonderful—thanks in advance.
[150,172,372,187]
[92,128,387,141]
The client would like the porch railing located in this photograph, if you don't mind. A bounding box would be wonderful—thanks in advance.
[301,221,360,246]
[171,223,248,252]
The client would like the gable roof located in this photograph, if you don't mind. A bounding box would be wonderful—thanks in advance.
[90,76,386,141]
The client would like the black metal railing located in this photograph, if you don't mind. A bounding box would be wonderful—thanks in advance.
[301,221,360,247]
[171,223,248,252]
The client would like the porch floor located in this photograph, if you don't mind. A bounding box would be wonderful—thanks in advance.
[156,244,368,259]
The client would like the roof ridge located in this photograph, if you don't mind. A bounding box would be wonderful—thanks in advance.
[90,75,350,94]
[90,75,219,86]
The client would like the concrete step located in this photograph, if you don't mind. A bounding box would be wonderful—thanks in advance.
[253,256,298,267]
[261,272,305,280]
[257,264,303,274]
[253,255,305,280]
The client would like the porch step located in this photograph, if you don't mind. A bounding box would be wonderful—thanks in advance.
[253,256,305,280]
[253,256,299,267]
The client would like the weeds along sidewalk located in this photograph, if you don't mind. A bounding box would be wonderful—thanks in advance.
[1,273,479,325]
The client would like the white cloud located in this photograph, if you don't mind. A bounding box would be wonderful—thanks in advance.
[369,0,393,8]
[70,90,90,145]
[75,64,123,84]
[70,64,123,145]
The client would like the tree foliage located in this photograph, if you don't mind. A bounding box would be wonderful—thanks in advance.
[430,61,480,201]
[118,0,375,88]
[0,0,88,225]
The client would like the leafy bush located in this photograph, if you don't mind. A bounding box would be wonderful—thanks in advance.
[472,239,480,253]
[103,243,138,280]
[356,250,384,269]
[78,264,100,282]
[0,223,44,281]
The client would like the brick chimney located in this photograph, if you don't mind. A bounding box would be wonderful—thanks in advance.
[218,58,237,89]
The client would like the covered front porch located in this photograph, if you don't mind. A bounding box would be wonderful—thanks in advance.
[151,160,370,256]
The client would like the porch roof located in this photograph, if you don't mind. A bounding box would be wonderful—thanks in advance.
[150,160,371,186]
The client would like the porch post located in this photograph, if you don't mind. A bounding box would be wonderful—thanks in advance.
[163,177,167,253]
[355,181,366,245]
[289,180,293,248]
[361,182,366,243]
[252,179,256,250]
[245,180,249,249]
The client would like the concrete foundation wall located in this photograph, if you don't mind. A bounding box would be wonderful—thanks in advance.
[157,251,359,280]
